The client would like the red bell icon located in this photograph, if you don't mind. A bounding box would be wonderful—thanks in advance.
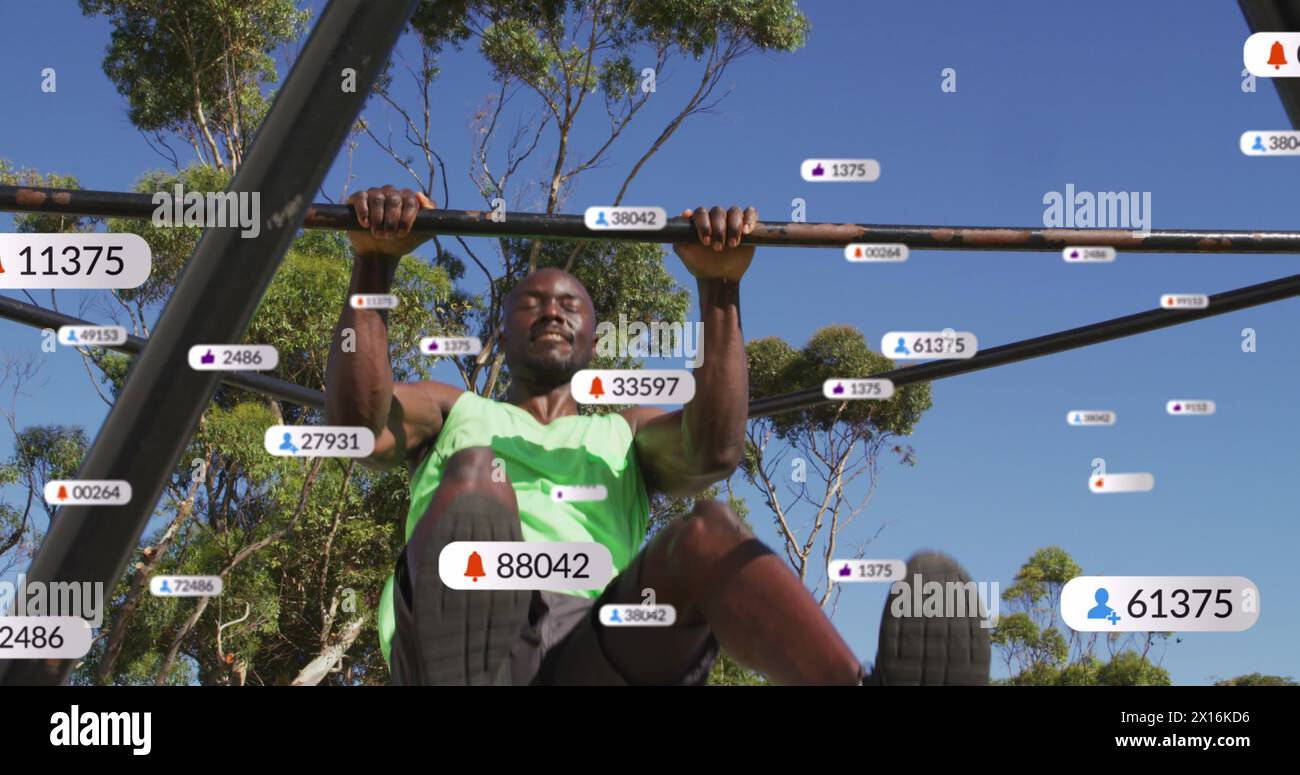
[1269,40,1287,70]
[589,376,605,398]
[57,485,68,501]
[464,551,486,582]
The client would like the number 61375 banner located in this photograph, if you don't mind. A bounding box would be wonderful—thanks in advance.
[1061,576,1259,632]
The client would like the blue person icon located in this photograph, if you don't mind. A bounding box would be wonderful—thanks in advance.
[1252,134,1266,152]
[66,329,79,343]
[1087,587,1120,625]
[279,432,299,454]
[595,210,609,227]
[609,607,623,623]
[894,336,910,355]
[159,579,172,594]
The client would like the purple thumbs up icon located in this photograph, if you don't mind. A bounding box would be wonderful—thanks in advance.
[811,163,825,177]
[838,563,851,577]
[201,349,215,365]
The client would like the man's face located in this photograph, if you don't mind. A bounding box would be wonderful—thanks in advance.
[501,269,596,389]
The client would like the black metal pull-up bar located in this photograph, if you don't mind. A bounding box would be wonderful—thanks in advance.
[5,183,1300,253]
[3,265,1296,426]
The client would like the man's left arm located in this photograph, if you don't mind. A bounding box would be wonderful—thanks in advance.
[626,205,757,497]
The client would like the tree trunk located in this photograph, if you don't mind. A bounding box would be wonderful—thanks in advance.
[95,478,201,684]
[290,617,364,686]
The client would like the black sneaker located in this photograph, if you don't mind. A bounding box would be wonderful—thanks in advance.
[413,493,532,685]
[863,551,992,685]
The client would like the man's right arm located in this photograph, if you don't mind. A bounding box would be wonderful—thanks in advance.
[325,185,461,471]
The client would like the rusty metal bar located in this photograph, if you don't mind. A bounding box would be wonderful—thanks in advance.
[4,183,1300,252]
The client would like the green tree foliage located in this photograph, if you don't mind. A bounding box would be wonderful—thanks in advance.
[0,425,88,568]
[78,0,308,170]
[993,547,1171,686]
[739,327,931,607]
[1214,673,1297,686]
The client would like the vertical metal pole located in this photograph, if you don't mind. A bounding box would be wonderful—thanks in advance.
[0,0,418,685]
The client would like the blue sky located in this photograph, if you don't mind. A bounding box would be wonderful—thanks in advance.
[2,1,1297,684]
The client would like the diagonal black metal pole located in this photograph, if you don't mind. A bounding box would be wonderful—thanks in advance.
[5,183,1300,252]
[749,272,1300,418]
[0,0,418,686]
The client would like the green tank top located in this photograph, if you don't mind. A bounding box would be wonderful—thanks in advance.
[377,391,650,666]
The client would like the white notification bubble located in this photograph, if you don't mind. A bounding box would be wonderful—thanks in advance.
[44,480,132,506]
[350,294,399,309]
[828,559,907,583]
[881,331,977,360]
[552,484,607,502]
[1244,33,1300,77]
[58,325,125,347]
[0,233,151,289]
[439,541,614,591]
[1239,130,1300,155]
[1089,473,1154,493]
[1067,411,1116,426]
[823,379,894,400]
[844,243,907,262]
[150,576,223,597]
[572,369,695,405]
[1161,294,1209,309]
[599,604,677,627]
[0,617,93,659]
[583,206,667,231]
[420,337,482,356]
[1167,400,1215,416]
[1062,246,1117,263]
[264,426,376,458]
[800,159,881,182]
[188,344,279,371]
[1062,576,1259,632]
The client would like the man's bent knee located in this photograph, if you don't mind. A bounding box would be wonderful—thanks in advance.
[659,501,756,579]
[676,501,752,552]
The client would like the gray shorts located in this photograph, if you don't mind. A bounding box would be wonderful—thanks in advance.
[390,546,719,685]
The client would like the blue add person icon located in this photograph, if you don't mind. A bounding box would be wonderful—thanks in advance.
[894,336,910,355]
[279,432,299,454]
[1087,587,1120,625]
[1252,135,1266,152]
[595,210,609,227]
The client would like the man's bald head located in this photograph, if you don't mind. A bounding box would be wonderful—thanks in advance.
[500,268,598,390]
